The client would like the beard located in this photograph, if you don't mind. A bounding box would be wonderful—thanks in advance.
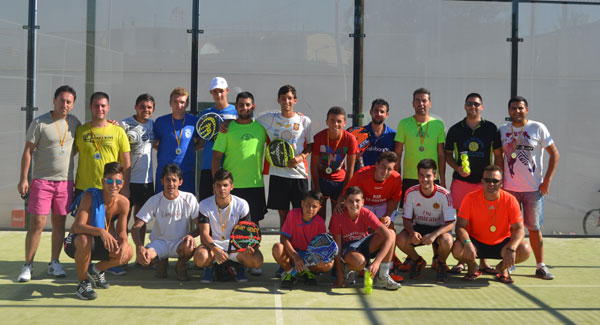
[371,118,384,125]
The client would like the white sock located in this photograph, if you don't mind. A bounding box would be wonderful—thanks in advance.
[537,262,546,269]
[378,262,392,278]
[229,252,239,262]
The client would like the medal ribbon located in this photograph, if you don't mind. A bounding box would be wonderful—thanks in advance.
[52,113,69,149]
[172,114,186,149]
[89,126,107,155]
[510,123,525,152]
[326,131,342,170]
[414,117,430,148]
[216,198,231,237]
[485,197,497,232]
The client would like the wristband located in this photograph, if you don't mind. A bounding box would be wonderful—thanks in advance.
[463,239,471,246]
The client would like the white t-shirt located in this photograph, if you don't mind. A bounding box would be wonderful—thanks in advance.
[255,111,312,179]
[499,120,554,192]
[136,191,199,241]
[120,116,154,183]
[198,195,249,250]
[403,184,455,227]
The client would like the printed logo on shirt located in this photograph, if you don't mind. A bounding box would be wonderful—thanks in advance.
[433,203,440,210]
[184,128,192,138]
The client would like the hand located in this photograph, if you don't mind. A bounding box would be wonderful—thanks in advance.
[368,260,381,277]
[539,181,550,195]
[182,235,196,250]
[292,253,307,273]
[137,246,151,265]
[212,246,229,264]
[287,154,304,169]
[100,230,119,253]
[333,201,345,214]
[107,119,120,126]
[17,179,29,197]
[242,245,256,256]
[421,233,434,246]
[410,231,422,245]
[502,248,516,269]
[379,216,391,228]
[462,242,477,262]
[458,166,471,178]
[219,120,231,134]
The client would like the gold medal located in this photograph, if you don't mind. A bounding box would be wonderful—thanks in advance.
[325,167,333,174]
[419,146,425,152]
[94,152,101,160]
[221,235,225,240]
[175,148,182,155]
[490,225,496,232]
[511,152,517,159]
[59,148,66,156]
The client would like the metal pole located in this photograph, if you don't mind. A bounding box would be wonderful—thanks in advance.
[85,0,96,122]
[349,0,365,127]
[509,0,521,98]
[188,0,203,115]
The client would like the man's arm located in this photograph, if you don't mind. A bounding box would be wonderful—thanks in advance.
[437,143,446,188]
[281,234,306,273]
[310,151,321,191]
[114,196,130,250]
[336,154,356,203]
[393,142,404,172]
[152,139,160,150]
[493,148,504,171]
[199,220,228,263]
[445,150,469,178]
[17,141,36,196]
[540,143,559,195]
[288,143,312,168]
[503,221,526,268]
[455,217,476,262]
[131,218,147,249]
[403,218,421,245]
[332,233,345,287]
[120,151,131,197]
[211,150,224,178]
[382,199,399,227]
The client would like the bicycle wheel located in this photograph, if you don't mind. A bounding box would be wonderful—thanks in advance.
[583,209,600,235]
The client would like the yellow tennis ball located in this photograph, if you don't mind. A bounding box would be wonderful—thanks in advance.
[460,153,468,160]
[365,277,373,286]
[364,286,373,295]
[463,167,471,174]
[461,160,469,168]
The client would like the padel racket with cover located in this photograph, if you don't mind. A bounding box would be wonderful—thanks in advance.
[196,112,224,141]
[304,233,338,266]
[346,126,371,154]
[228,220,262,253]
[265,139,308,178]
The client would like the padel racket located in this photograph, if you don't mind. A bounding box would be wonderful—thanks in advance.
[304,233,338,266]
[347,126,371,154]
[228,220,262,253]
[196,112,224,141]
[265,139,308,178]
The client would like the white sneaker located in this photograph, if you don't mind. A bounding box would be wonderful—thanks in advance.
[249,267,263,276]
[373,273,402,290]
[18,263,33,282]
[48,260,67,278]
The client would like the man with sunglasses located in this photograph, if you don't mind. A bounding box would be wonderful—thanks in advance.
[452,165,530,283]
[64,162,133,300]
[445,93,503,275]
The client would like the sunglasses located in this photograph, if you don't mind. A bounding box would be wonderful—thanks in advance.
[104,178,124,185]
[483,178,501,184]
[466,101,482,107]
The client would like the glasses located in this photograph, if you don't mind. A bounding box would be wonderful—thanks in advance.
[466,101,481,107]
[104,178,124,185]
[483,178,501,185]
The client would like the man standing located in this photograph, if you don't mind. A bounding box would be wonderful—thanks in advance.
[394,88,446,206]
[361,98,396,167]
[17,85,81,282]
[153,87,200,195]
[499,96,559,280]
[452,165,531,283]
[198,77,238,201]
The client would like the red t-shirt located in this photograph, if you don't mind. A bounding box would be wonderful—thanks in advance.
[458,188,522,245]
[312,129,359,182]
[329,207,382,244]
[280,208,327,251]
[345,165,402,205]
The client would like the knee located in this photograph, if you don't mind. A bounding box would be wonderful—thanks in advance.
[396,232,408,249]
[272,243,284,259]
[75,234,92,250]
[193,247,211,267]
[28,216,46,233]
[516,241,531,262]
[437,234,453,251]
[344,252,364,271]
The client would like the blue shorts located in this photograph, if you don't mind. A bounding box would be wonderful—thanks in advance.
[506,190,544,231]
[340,234,378,263]
[319,178,344,200]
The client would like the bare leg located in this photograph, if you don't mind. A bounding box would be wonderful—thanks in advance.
[50,213,66,261]
[24,214,47,263]
[278,210,289,229]
[528,229,544,264]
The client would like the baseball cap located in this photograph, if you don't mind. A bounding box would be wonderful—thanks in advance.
[209,77,228,90]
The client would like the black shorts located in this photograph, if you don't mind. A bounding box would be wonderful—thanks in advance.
[231,187,267,223]
[471,237,511,259]
[129,182,154,207]
[267,175,308,210]
[198,169,214,201]
[319,178,344,201]
[410,224,446,249]
[63,233,110,261]
[400,178,439,208]
[340,234,378,262]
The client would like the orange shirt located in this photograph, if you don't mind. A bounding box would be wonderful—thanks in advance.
[345,165,402,206]
[458,188,522,245]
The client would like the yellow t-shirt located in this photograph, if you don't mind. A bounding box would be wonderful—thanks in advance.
[75,123,130,190]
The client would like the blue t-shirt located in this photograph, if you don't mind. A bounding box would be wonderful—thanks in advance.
[361,123,396,166]
[153,113,199,193]
[200,105,238,170]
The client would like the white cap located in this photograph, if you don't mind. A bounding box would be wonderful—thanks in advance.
[209,77,228,90]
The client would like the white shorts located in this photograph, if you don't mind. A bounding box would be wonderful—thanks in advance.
[364,203,387,220]
[146,238,184,259]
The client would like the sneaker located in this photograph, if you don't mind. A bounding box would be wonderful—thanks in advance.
[201,265,214,283]
[436,262,449,283]
[76,280,98,300]
[48,260,67,278]
[106,265,127,276]
[373,273,402,290]
[235,266,248,283]
[392,254,403,268]
[155,259,168,279]
[431,255,439,271]
[409,256,427,280]
[396,257,413,272]
[275,266,284,278]
[18,263,33,282]
[249,267,262,276]
[389,273,404,283]
[342,264,357,285]
[299,270,317,286]
[87,264,110,289]
[508,265,516,274]
[535,264,554,280]
[281,271,297,289]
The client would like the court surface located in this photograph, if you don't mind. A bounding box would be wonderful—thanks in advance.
[1,231,599,324]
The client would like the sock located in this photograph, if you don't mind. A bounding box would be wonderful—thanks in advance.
[537,262,546,269]
[378,262,392,278]
[229,252,239,262]
[92,263,100,274]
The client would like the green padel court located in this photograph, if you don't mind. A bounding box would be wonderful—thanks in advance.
[1,231,599,324]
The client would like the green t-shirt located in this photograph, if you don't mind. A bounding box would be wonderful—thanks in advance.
[394,116,445,180]
[213,120,267,188]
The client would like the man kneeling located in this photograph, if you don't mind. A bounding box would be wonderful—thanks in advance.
[194,170,263,282]
[329,186,401,290]
[64,162,133,300]
[452,165,530,283]
[132,163,199,281]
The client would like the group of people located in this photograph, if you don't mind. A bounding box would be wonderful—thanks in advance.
[16,79,559,300]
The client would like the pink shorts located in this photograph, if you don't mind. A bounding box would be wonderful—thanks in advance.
[27,179,74,215]
[450,179,482,209]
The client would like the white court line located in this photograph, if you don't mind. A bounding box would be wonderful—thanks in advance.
[273,283,284,325]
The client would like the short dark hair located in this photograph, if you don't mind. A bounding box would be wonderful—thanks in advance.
[344,186,363,199]
[326,106,346,119]
[104,162,123,177]
[417,158,437,173]
[370,98,389,112]
[413,88,431,101]
[90,91,109,105]
[161,163,183,180]
[135,93,155,107]
[508,96,528,108]
[54,85,76,101]
[277,85,297,99]
[377,151,398,164]
[302,190,323,204]
[214,169,234,184]
[236,91,254,104]
[465,93,482,104]
[483,165,503,179]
